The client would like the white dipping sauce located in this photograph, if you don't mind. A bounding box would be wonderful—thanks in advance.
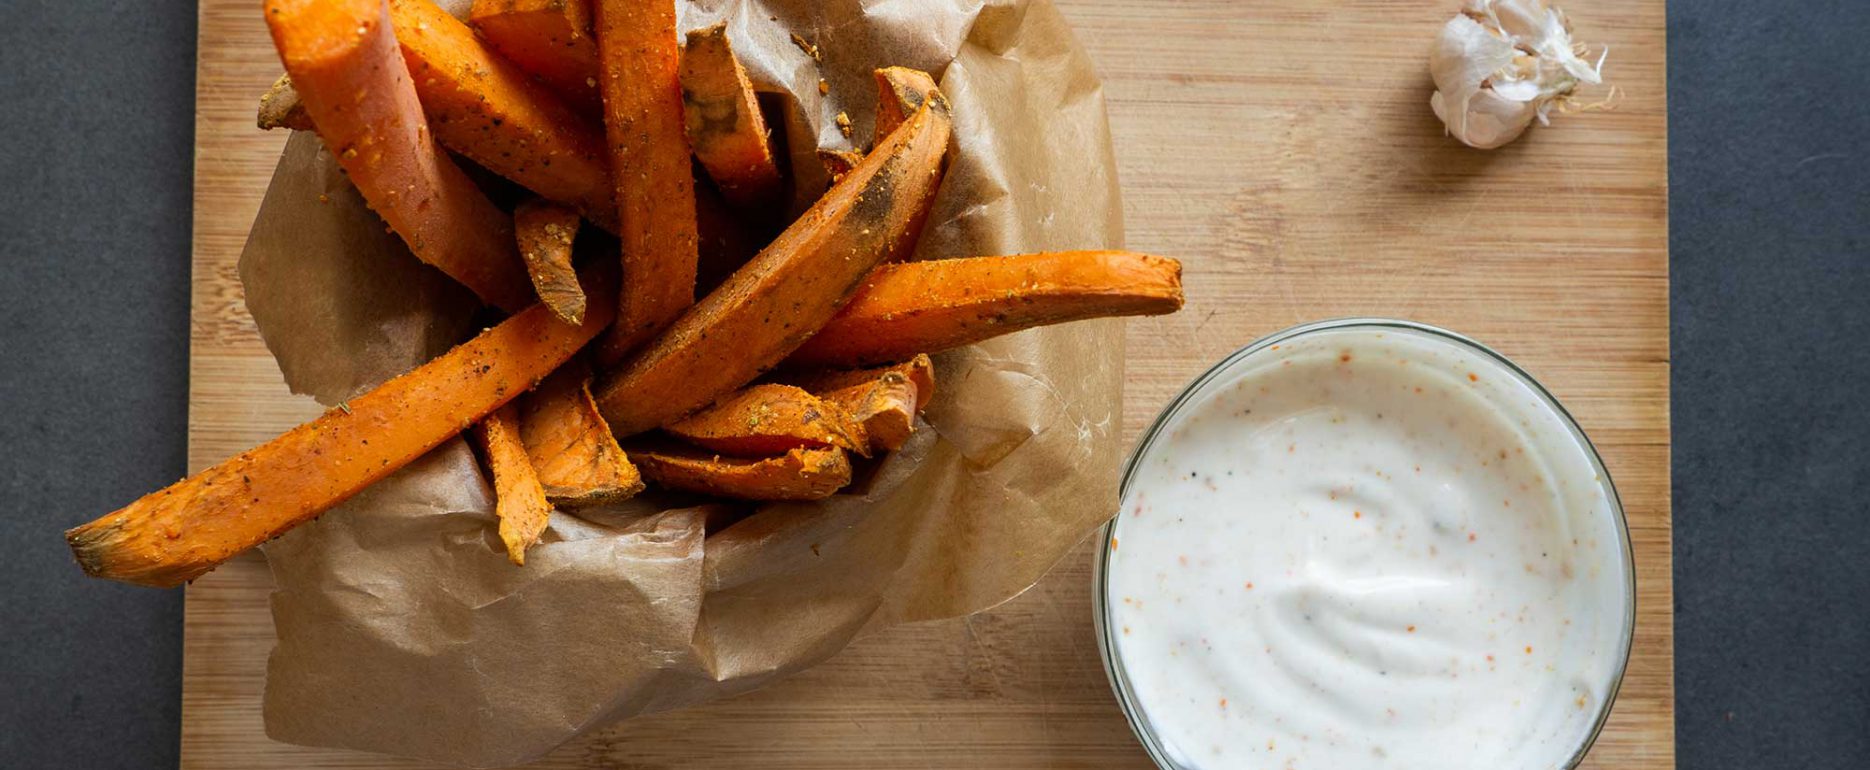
[1105,324,1630,770]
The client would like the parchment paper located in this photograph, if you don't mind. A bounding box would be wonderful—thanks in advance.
[241,0,1123,765]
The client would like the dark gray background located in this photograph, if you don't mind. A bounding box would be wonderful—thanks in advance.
[2,1,1865,768]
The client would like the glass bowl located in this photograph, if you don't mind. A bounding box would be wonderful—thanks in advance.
[1092,318,1636,769]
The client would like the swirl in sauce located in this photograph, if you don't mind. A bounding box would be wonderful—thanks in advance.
[1107,326,1629,770]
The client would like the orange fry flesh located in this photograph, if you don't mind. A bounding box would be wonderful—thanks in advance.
[472,404,554,565]
[680,23,784,213]
[65,267,618,587]
[632,443,853,501]
[265,0,533,312]
[786,251,1184,368]
[872,66,939,149]
[664,384,867,457]
[517,362,644,506]
[514,198,586,325]
[788,354,935,452]
[389,0,616,232]
[593,94,953,436]
[468,0,603,112]
[591,0,699,362]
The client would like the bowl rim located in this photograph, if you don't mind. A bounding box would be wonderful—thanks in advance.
[1091,317,1638,770]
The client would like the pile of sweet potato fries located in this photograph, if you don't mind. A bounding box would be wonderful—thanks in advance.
[66,0,1183,588]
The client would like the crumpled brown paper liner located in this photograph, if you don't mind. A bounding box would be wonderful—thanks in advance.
[241,0,1122,765]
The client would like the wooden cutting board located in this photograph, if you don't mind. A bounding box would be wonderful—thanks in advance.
[181,0,1671,766]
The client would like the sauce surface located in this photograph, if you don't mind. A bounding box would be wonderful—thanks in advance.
[1106,325,1629,770]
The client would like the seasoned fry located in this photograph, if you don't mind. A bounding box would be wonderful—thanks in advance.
[788,354,936,408]
[816,148,862,186]
[632,443,852,501]
[517,362,644,506]
[680,23,784,213]
[594,94,954,436]
[664,384,867,457]
[788,354,935,453]
[515,199,585,325]
[872,66,939,148]
[265,0,533,312]
[471,404,553,565]
[256,73,311,131]
[820,376,916,452]
[591,0,700,363]
[786,251,1184,368]
[64,267,619,588]
[389,0,616,232]
[258,1,617,230]
[468,0,602,112]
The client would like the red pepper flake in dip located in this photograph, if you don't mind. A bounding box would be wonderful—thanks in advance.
[1104,323,1630,769]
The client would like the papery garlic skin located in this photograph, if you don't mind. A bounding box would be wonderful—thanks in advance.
[1430,0,1604,149]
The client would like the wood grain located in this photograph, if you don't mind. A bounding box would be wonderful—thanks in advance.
[182,0,1671,767]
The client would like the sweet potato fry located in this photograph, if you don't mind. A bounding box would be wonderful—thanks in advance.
[65,267,619,588]
[631,443,852,501]
[257,1,616,230]
[515,198,585,325]
[786,251,1184,368]
[471,404,553,565]
[664,384,866,457]
[591,0,700,362]
[389,0,616,232]
[680,23,784,213]
[266,0,533,312]
[256,73,311,131]
[872,66,939,148]
[788,354,936,408]
[593,94,953,436]
[824,377,916,452]
[816,148,862,186]
[787,354,935,453]
[468,0,602,112]
[516,361,644,506]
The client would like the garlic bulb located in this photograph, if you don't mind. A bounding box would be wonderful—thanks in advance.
[1429,0,1605,149]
